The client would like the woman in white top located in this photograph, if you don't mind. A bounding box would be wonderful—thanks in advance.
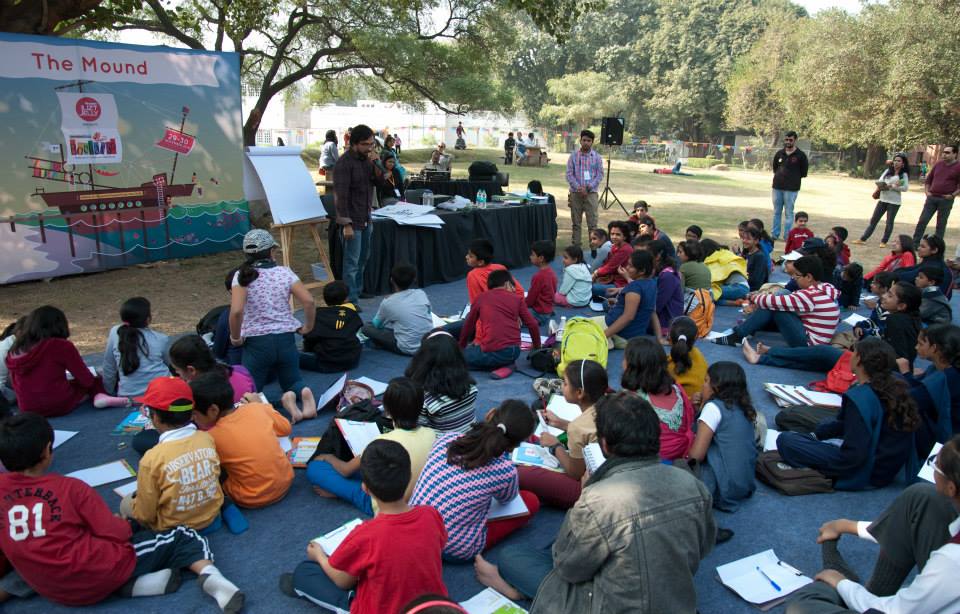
[230,229,316,421]
[787,434,960,614]
[855,153,910,247]
[319,130,339,175]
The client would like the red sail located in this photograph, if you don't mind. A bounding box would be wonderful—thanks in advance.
[155,128,195,155]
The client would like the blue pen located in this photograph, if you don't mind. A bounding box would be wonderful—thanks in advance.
[757,566,781,592]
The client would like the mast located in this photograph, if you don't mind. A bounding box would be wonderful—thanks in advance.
[170,106,189,184]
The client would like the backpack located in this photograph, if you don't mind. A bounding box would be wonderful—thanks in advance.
[310,399,392,462]
[682,288,715,338]
[556,317,608,377]
[196,304,229,337]
[809,351,856,394]
[527,348,559,375]
[755,450,834,496]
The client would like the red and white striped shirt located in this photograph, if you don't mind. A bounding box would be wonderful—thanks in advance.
[753,282,840,345]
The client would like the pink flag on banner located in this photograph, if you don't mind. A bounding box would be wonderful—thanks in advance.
[156,128,195,154]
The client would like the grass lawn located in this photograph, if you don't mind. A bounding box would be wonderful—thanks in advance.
[2,147,953,353]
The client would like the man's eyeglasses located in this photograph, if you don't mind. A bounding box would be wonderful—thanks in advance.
[926,452,945,478]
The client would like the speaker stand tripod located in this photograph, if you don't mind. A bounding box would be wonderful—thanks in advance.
[599,154,629,216]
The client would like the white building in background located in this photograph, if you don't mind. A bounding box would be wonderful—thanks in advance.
[241,85,529,150]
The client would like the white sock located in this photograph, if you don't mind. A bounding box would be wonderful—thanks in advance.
[199,566,244,612]
[130,569,177,597]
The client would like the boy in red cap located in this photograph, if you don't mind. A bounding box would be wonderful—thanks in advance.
[120,377,224,532]
[0,412,244,611]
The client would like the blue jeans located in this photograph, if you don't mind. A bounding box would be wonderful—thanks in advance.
[760,345,844,373]
[734,308,808,347]
[777,431,843,475]
[719,282,749,302]
[342,223,373,302]
[305,460,374,516]
[591,283,615,300]
[498,542,554,599]
[463,344,520,370]
[771,189,799,239]
[292,560,352,612]
[529,308,553,328]
[242,332,305,398]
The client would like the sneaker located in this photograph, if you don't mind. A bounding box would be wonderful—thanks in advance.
[490,365,515,380]
[851,239,866,245]
[711,334,740,347]
[878,242,887,248]
[715,528,735,544]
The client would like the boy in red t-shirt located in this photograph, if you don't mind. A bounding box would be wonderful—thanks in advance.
[526,240,558,327]
[0,413,243,611]
[784,211,814,253]
[282,439,447,613]
[465,238,525,304]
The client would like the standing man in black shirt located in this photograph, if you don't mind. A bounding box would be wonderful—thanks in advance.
[770,130,809,241]
[504,132,516,165]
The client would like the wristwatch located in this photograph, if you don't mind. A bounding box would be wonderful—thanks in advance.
[547,443,561,454]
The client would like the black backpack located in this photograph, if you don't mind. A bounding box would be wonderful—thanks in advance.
[468,160,499,179]
[196,305,229,336]
[309,399,394,462]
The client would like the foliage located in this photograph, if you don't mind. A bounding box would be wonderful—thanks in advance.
[538,71,629,126]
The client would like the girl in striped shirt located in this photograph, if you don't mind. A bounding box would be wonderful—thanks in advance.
[713,255,839,348]
[409,399,540,562]
[405,332,478,433]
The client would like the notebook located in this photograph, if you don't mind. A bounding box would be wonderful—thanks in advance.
[716,549,812,610]
[511,442,562,472]
[335,420,381,456]
[460,588,528,614]
[316,373,348,411]
[764,384,842,409]
[112,410,150,435]
[113,481,138,497]
[918,442,943,483]
[487,494,529,520]
[582,442,606,475]
[312,518,363,555]
[288,437,322,468]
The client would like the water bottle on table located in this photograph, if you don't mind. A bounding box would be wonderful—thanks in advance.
[476,188,486,208]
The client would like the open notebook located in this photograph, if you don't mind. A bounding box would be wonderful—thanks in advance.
[716,549,812,610]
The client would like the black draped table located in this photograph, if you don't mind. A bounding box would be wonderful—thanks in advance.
[406,179,504,201]
[362,202,557,295]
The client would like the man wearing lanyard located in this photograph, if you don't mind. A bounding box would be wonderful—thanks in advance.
[566,129,604,247]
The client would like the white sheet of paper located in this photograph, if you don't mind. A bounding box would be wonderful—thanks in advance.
[277,436,293,454]
[353,377,388,397]
[460,588,528,614]
[317,373,347,410]
[488,494,529,520]
[546,395,582,422]
[583,442,607,475]
[431,313,446,328]
[918,442,944,483]
[843,313,870,326]
[535,412,563,438]
[312,518,363,555]
[53,430,78,449]
[716,549,812,605]
[66,460,136,487]
[764,429,780,452]
[336,420,381,456]
[113,481,138,498]
[520,333,550,344]
[705,328,734,340]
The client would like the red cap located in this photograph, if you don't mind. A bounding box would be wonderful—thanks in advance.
[134,377,194,412]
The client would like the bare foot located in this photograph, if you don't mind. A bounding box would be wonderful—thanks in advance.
[741,339,760,365]
[474,554,525,601]
[281,391,303,424]
[300,387,317,420]
[312,486,337,498]
[756,342,771,355]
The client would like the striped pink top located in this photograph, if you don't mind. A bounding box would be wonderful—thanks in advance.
[753,282,840,345]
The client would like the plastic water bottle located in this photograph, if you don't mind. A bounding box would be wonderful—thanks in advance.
[476,189,487,208]
[558,316,567,342]
[422,189,434,207]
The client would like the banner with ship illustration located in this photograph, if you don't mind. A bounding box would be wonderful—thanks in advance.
[0,33,249,285]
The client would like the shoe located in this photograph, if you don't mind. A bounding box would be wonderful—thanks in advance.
[711,334,740,347]
[878,242,887,248]
[716,528,735,544]
[490,366,515,380]
[851,239,866,245]
[278,573,296,598]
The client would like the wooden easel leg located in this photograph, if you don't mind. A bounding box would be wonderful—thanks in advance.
[308,222,332,279]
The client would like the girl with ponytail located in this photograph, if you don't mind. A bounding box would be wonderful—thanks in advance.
[100,297,169,406]
[666,316,707,400]
[778,337,919,490]
[410,400,540,561]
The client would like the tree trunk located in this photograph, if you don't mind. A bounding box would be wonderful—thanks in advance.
[243,104,266,147]
[863,144,886,179]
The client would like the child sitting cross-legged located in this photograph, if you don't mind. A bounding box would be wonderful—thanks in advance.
[99,296,170,406]
[281,439,448,613]
[361,263,433,356]
[0,413,244,612]
[554,245,592,308]
[518,359,608,509]
[525,240,558,327]
[307,377,436,515]
[300,280,363,373]
[119,377,225,533]
[666,316,708,400]
[189,371,294,508]
[410,399,541,562]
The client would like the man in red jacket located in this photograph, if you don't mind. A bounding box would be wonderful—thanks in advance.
[0,413,243,611]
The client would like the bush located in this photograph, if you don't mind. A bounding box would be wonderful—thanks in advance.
[683,158,722,169]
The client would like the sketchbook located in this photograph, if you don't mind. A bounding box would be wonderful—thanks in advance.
[460,588,528,614]
[335,420,381,457]
[112,410,150,435]
[316,373,348,411]
[113,481,138,498]
[716,549,812,610]
[66,460,136,487]
[764,384,842,409]
[312,518,363,555]
[288,437,322,468]
[487,494,529,520]
[511,442,562,472]
[842,313,870,327]
[582,442,607,475]
[918,442,944,483]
